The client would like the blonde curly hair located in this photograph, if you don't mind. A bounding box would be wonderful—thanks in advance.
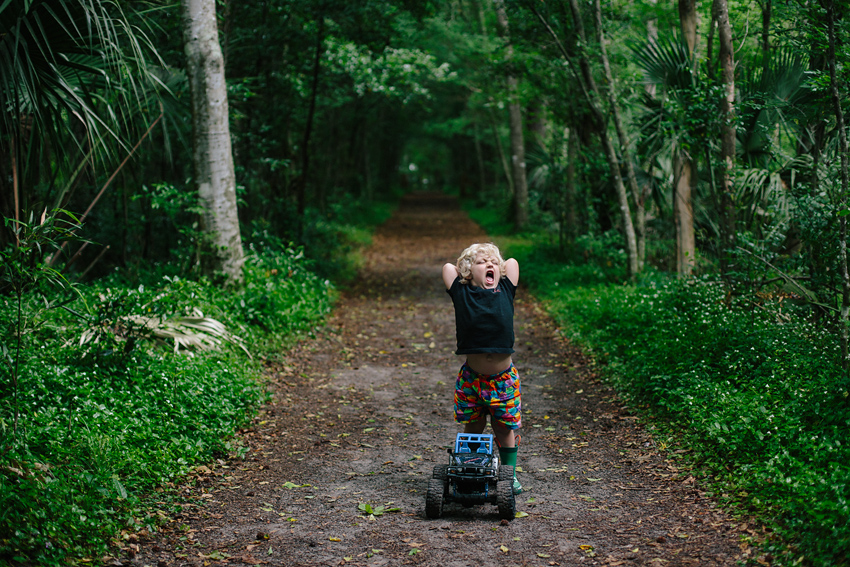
[456,243,506,284]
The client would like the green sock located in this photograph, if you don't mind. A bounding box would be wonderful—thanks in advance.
[499,446,518,471]
[500,447,523,494]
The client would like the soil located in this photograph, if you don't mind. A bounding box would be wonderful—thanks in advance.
[130,193,765,567]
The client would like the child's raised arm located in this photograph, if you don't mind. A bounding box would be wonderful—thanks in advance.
[504,258,519,286]
[442,263,459,289]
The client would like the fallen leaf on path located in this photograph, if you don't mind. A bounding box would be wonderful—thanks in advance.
[500,545,509,553]
[515,511,529,518]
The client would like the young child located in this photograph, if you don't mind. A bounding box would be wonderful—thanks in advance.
[442,242,523,494]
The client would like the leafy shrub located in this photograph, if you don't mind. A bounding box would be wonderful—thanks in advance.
[496,235,850,567]
[298,197,396,281]
[0,236,335,565]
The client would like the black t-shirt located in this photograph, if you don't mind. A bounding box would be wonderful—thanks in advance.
[447,276,516,354]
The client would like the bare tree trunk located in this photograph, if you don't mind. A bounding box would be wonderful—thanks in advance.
[706,11,717,77]
[181,0,244,286]
[495,0,529,230]
[594,0,645,271]
[678,0,697,53]
[298,15,325,220]
[760,0,772,75]
[488,107,514,197]
[564,127,579,252]
[563,0,639,277]
[473,122,487,195]
[674,153,696,275]
[825,0,850,372]
[528,99,548,147]
[673,0,698,278]
[646,0,658,98]
[713,0,738,286]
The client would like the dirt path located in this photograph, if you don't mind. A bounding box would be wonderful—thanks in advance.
[133,193,755,567]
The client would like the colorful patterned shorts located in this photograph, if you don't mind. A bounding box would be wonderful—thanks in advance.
[454,363,522,430]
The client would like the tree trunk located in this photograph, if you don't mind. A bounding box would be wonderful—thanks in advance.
[824,0,850,371]
[528,99,548,147]
[495,0,529,230]
[298,16,325,220]
[564,0,639,277]
[563,127,579,252]
[593,0,645,271]
[713,0,738,286]
[761,0,772,76]
[674,153,696,275]
[646,0,658,99]
[181,0,244,286]
[679,0,697,55]
[674,0,698,278]
[473,122,487,196]
[488,107,514,197]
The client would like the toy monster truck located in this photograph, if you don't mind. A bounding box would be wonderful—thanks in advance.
[425,433,516,520]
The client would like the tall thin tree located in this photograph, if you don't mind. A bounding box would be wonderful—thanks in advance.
[563,0,639,276]
[675,0,697,276]
[713,0,737,286]
[495,0,529,230]
[181,0,244,286]
[824,0,850,371]
[593,0,646,271]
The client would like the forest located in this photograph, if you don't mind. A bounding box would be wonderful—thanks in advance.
[1,0,849,565]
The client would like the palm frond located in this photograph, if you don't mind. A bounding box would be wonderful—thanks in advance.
[79,308,251,357]
[631,34,695,91]
[736,154,814,229]
[1,0,168,216]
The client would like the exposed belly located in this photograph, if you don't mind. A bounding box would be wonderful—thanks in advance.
[465,353,513,376]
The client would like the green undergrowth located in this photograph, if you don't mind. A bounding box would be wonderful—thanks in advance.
[0,219,369,564]
[479,229,848,566]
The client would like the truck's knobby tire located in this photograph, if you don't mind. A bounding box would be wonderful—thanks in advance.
[432,464,449,481]
[498,464,514,482]
[496,479,516,520]
[425,478,445,519]
[497,465,516,520]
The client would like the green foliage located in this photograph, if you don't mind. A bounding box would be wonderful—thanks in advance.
[0,237,335,565]
[296,196,396,281]
[239,241,336,343]
[324,37,456,103]
[499,235,850,567]
[1,210,83,435]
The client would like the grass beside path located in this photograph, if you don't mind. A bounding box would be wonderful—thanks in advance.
[481,232,849,567]
[0,200,395,566]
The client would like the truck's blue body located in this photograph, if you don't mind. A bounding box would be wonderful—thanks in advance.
[425,433,515,520]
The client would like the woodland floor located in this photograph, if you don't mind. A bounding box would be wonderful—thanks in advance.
[130,192,765,567]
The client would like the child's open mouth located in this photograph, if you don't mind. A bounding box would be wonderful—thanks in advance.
[485,269,495,285]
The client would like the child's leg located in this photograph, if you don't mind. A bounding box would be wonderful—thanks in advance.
[455,363,487,437]
[463,417,487,434]
[488,365,522,494]
[492,421,515,448]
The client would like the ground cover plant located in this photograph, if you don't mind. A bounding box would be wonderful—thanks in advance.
[0,235,338,565]
[470,212,850,566]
